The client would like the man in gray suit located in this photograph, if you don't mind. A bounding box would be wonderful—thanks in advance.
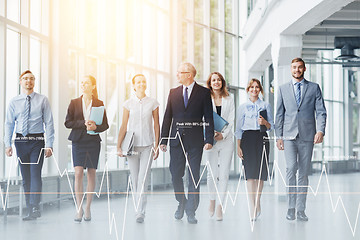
[275,58,327,221]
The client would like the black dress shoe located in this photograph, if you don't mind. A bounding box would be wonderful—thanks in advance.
[297,211,309,221]
[32,207,41,218]
[286,208,295,221]
[174,200,186,220]
[22,207,41,221]
[187,215,198,224]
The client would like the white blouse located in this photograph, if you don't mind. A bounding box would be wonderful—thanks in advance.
[123,96,159,147]
[82,97,92,121]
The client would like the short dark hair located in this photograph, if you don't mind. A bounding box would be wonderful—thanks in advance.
[291,58,306,67]
[19,70,33,79]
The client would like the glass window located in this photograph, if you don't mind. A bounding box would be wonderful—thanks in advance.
[210,30,219,72]
[0,0,5,16]
[332,65,343,102]
[30,37,41,93]
[85,56,97,77]
[181,21,188,62]
[353,106,360,144]
[142,4,155,68]
[210,0,219,28]
[7,0,20,23]
[106,0,116,56]
[225,34,234,85]
[194,0,204,24]
[157,11,170,72]
[106,63,118,169]
[68,51,78,101]
[125,0,135,62]
[30,0,41,32]
[225,0,233,33]
[6,29,20,107]
[85,0,98,51]
[158,0,170,11]
[194,25,204,80]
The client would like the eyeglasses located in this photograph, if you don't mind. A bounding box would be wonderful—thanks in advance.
[21,77,35,81]
[177,71,190,74]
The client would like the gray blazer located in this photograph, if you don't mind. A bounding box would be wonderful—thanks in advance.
[275,79,327,141]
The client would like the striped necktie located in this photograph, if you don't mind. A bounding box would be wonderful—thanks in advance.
[295,82,301,106]
[22,95,31,136]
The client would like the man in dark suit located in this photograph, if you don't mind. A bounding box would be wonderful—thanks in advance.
[160,63,214,224]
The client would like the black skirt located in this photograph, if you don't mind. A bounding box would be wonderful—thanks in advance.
[72,141,101,169]
[240,130,269,181]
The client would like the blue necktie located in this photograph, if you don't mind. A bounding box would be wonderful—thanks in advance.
[184,87,188,108]
[295,82,301,106]
[22,95,31,136]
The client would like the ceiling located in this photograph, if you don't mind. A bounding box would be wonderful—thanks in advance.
[302,0,360,62]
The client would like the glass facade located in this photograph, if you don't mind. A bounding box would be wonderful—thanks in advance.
[0,0,358,180]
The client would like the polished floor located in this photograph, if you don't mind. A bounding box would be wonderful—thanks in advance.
[1,172,360,240]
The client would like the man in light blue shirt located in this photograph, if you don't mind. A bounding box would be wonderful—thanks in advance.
[4,70,54,221]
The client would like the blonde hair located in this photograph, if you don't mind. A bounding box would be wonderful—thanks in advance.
[246,78,264,95]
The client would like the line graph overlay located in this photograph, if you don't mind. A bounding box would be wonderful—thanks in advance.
[0,132,359,238]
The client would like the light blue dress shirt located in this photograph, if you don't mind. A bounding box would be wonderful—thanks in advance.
[235,98,274,139]
[4,92,55,148]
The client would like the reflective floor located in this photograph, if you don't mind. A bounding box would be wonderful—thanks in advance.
[1,172,360,240]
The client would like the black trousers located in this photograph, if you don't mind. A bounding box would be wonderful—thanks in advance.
[169,144,203,216]
[15,134,45,209]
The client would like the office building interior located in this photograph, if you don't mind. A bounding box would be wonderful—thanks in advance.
[1,0,360,239]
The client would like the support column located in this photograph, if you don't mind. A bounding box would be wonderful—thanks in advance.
[271,34,302,202]
[49,0,72,173]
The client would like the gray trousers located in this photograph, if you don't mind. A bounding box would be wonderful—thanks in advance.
[284,138,314,211]
[127,146,153,217]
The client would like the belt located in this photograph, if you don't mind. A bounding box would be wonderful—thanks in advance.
[16,133,44,138]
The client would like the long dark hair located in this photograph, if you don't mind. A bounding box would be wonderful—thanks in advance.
[206,72,229,97]
[85,75,98,99]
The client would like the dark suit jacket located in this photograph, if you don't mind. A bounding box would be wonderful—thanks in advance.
[160,82,214,148]
[64,96,109,142]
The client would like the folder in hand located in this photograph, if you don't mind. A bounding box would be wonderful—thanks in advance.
[121,131,134,156]
[213,111,229,132]
[87,106,105,135]
[259,110,267,132]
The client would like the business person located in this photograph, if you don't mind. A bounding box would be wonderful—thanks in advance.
[160,63,214,224]
[204,72,235,221]
[275,58,327,221]
[65,75,109,222]
[235,78,274,221]
[117,74,160,223]
[4,70,54,221]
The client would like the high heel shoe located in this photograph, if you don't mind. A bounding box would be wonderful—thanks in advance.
[74,209,83,222]
[216,205,223,221]
[209,200,215,217]
[84,209,91,221]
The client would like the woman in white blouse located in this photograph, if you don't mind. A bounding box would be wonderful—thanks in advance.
[117,74,160,223]
[235,78,274,221]
[204,72,235,221]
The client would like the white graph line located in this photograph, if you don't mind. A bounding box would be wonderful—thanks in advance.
[0,133,360,238]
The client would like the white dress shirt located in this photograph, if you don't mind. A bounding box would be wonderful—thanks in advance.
[183,81,195,99]
[124,96,159,146]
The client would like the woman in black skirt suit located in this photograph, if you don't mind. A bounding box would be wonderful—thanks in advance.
[65,75,109,222]
[235,78,274,221]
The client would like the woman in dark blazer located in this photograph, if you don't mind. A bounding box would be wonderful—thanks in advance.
[65,75,109,222]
